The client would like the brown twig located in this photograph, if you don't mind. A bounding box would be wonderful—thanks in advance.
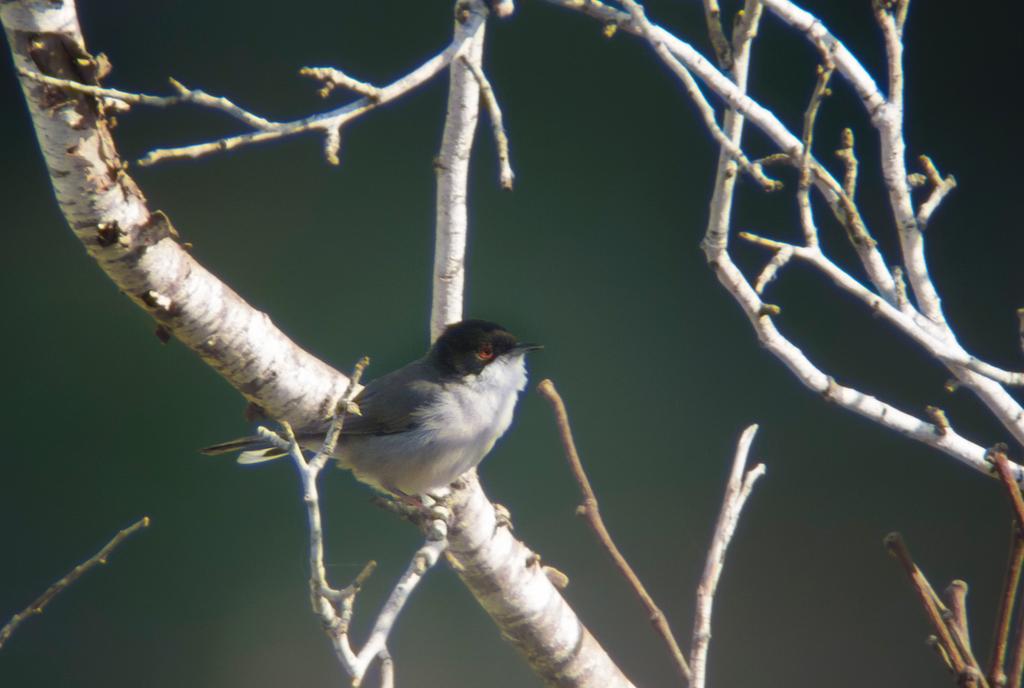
[885,532,988,687]
[537,379,692,683]
[990,447,1024,688]
[992,449,1024,528]
[946,580,971,651]
[990,531,1024,687]
[0,516,150,650]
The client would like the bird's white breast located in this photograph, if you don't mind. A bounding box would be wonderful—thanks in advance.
[338,354,528,495]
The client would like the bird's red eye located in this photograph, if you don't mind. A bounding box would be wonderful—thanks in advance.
[476,344,494,361]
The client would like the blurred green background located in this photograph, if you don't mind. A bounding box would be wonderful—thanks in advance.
[2,1,1023,686]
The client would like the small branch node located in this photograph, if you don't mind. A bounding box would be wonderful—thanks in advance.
[299,66,382,101]
[834,127,858,198]
[925,405,950,436]
[916,155,957,230]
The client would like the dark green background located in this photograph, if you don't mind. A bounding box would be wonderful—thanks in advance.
[2,1,1022,686]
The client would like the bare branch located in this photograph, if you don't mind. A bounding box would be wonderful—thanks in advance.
[431,11,487,341]
[5,2,637,684]
[0,517,150,650]
[884,533,976,684]
[299,66,382,100]
[537,379,691,684]
[916,155,957,230]
[990,531,1024,687]
[23,10,486,167]
[739,235,1024,389]
[261,357,449,685]
[992,449,1024,527]
[753,245,794,295]
[690,424,766,688]
[700,0,732,69]
[834,128,858,199]
[460,55,514,190]
[619,0,780,192]
[945,580,971,652]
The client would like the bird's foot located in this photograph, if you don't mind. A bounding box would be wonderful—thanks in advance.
[421,493,453,541]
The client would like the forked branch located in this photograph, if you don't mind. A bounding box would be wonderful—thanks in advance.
[690,425,765,688]
[255,357,447,686]
[539,379,766,688]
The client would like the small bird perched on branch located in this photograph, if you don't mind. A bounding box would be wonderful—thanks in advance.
[201,320,541,497]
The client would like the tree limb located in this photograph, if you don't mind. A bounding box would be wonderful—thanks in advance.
[2,1,634,685]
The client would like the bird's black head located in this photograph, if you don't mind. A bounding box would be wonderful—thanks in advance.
[431,319,541,377]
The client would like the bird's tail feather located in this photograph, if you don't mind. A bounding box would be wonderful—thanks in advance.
[199,436,289,464]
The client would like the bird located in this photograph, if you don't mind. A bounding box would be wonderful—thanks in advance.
[201,319,541,498]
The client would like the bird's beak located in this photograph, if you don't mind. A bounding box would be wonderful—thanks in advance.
[513,342,543,354]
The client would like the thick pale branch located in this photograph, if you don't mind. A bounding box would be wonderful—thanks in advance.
[446,472,635,687]
[2,2,356,425]
[431,10,486,341]
[4,2,634,685]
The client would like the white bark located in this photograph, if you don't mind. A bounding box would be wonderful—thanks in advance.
[690,425,765,688]
[548,0,1024,481]
[431,13,484,342]
[2,1,352,426]
[3,1,636,685]
[447,472,634,687]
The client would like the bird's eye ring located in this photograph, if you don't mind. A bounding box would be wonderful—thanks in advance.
[476,344,494,361]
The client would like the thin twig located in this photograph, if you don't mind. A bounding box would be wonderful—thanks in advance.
[800,52,835,192]
[834,128,858,199]
[700,0,732,69]
[1010,608,1024,688]
[18,69,276,129]
[916,155,957,230]
[990,531,1024,687]
[690,424,766,688]
[618,0,780,192]
[754,245,794,294]
[885,532,988,686]
[20,8,487,167]
[299,66,382,100]
[459,55,514,190]
[259,356,448,685]
[536,379,692,683]
[992,449,1024,529]
[0,516,150,650]
[945,580,971,651]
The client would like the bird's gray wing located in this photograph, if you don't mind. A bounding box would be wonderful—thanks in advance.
[305,357,443,437]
